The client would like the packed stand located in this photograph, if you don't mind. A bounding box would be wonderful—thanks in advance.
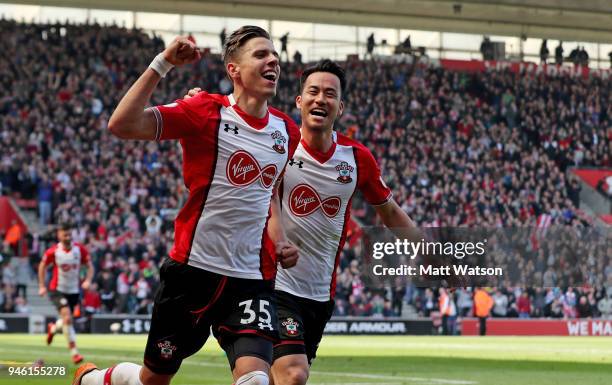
[0,19,610,319]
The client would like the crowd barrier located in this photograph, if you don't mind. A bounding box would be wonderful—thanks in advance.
[2,314,610,336]
[0,314,433,335]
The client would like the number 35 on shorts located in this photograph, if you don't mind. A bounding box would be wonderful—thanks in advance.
[238,299,274,331]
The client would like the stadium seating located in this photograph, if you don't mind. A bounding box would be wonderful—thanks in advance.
[0,19,609,318]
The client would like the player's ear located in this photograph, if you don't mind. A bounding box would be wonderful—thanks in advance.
[227,62,239,81]
[337,100,344,117]
[296,95,302,109]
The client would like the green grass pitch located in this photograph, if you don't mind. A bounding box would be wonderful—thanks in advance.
[0,334,611,385]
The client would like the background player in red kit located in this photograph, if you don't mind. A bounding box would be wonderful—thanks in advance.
[186,59,419,385]
[38,222,94,364]
[74,26,300,385]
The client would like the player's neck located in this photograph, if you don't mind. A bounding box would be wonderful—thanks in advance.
[301,127,333,153]
[231,89,268,119]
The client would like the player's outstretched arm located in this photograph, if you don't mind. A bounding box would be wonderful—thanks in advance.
[377,200,468,287]
[108,37,201,140]
[375,199,422,243]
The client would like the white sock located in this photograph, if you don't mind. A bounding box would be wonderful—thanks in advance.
[63,323,78,355]
[82,363,143,385]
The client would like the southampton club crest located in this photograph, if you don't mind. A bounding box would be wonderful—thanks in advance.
[282,318,299,336]
[335,161,354,184]
[157,340,177,360]
[271,130,287,154]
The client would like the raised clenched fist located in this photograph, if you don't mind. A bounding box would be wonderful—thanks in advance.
[163,37,201,66]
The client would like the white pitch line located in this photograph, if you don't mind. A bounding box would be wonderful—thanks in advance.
[310,370,477,385]
[0,347,476,385]
[310,383,402,385]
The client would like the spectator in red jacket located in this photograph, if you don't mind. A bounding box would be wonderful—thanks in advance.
[517,291,531,318]
[82,282,102,315]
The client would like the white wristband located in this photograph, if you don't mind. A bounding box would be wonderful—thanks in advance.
[148,53,174,78]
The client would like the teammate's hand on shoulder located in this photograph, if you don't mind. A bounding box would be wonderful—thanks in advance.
[276,241,299,269]
[163,36,201,66]
[183,87,202,100]
[38,286,47,296]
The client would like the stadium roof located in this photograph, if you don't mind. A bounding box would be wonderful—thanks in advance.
[5,0,612,43]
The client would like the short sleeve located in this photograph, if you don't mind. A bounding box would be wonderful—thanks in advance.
[149,91,220,141]
[286,119,301,159]
[42,247,56,265]
[78,244,90,264]
[355,146,393,206]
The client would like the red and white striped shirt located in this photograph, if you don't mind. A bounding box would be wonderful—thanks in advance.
[275,132,392,301]
[42,242,90,294]
[151,92,300,280]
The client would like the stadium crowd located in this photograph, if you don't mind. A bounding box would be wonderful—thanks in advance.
[0,19,610,321]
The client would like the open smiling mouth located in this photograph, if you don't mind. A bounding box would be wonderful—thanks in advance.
[262,71,277,81]
[310,108,328,117]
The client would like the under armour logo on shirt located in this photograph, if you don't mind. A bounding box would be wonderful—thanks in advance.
[224,123,239,135]
[289,159,303,168]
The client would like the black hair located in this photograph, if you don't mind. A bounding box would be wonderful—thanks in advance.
[58,222,73,231]
[299,59,346,94]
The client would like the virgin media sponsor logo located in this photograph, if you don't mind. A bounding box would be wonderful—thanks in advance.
[289,184,341,217]
[226,150,277,188]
